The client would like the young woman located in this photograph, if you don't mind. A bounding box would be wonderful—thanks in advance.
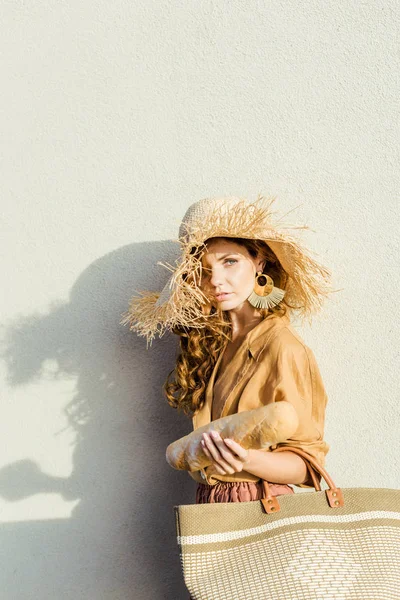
[121,195,333,594]
[164,231,330,504]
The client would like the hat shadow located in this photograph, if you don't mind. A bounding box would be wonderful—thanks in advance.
[0,241,194,599]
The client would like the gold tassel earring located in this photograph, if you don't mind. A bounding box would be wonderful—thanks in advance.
[247,272,286,309]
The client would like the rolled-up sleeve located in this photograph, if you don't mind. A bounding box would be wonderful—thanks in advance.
[259,330,330,488]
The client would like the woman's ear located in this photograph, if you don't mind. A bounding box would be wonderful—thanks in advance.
[256,257,266,272]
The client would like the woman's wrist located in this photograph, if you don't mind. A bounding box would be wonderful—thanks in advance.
[242,447,252,465]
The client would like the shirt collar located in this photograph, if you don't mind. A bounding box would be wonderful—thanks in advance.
[246,312,291,361]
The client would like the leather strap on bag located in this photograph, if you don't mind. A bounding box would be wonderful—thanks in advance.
[260,446,344,514]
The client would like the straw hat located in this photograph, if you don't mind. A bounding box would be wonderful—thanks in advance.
[120,194,334,345]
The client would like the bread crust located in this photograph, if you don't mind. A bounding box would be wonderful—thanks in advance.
[166,401,299,471]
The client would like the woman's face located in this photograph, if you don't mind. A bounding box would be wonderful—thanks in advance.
[199,238,264,309]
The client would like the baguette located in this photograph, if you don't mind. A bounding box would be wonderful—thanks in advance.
[166,401,299,471]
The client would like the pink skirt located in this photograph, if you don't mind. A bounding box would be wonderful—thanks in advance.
[195,479,295,503]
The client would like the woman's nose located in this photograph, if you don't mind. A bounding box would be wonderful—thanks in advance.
[209,269,225,287]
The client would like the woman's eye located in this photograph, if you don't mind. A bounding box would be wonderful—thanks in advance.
[201,259,237,278]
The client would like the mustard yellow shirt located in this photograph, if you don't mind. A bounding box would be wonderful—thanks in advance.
[188,312,330,488]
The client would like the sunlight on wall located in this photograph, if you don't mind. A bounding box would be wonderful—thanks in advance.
[0,495,81,524]
[0,375,81,523]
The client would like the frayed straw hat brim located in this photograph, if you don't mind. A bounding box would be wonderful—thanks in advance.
[120,195,334,344]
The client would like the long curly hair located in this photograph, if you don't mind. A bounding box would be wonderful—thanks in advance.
[163,237,293,418]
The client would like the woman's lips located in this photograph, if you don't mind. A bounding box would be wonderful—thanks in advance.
[215,293,232,301]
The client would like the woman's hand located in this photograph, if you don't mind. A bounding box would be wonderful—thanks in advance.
[201,430,250,475]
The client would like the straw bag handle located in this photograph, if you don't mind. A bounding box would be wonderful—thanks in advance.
[260,446,344,514]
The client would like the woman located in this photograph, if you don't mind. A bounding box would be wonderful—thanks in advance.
[121,195,333,594]
[165,228,331,498]
[182,235,312,503]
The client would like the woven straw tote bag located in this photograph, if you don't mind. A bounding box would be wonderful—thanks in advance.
[175,446,400,600]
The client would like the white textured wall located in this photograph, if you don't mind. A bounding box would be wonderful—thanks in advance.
[1,1,399,598]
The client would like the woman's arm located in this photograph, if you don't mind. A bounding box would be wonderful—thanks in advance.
[243,448,308,485]
[201,431,308,485]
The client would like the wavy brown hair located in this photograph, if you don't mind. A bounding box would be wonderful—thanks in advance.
[163,237,293,418]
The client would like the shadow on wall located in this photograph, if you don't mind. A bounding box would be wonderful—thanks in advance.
[0,241,195,600]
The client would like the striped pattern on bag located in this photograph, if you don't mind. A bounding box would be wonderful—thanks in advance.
[175,487,400,600]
